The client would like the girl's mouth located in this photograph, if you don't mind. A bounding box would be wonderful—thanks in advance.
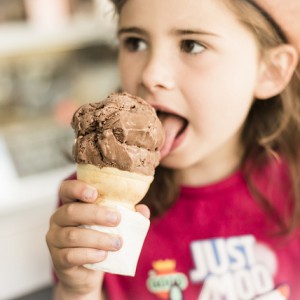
[156,110,188,158]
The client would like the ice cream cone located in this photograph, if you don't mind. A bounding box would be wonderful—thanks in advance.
[71,93,165,276]
[77,163,153,276]
[77,163,153,209]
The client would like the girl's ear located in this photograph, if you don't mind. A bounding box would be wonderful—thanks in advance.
[254,45,299,99]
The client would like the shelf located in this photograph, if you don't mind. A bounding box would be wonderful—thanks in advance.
[0,124,76,215]
[0,19,117,59]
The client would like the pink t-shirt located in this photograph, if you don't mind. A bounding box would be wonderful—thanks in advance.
[104,160,300,300]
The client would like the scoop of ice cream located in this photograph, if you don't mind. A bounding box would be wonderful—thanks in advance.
[72,92,165,176]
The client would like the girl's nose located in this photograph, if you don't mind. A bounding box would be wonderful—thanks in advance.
[141,50,175,93]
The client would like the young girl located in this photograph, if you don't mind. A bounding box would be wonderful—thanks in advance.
[46,0,300,299]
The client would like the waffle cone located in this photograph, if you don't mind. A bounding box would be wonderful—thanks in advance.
[77,164,153,210]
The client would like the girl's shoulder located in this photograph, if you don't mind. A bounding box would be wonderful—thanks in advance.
[247,156,291,192]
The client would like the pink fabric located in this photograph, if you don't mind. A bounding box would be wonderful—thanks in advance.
[104,160,300,300]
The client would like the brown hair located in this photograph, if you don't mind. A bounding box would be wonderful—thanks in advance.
[110,0,300,234]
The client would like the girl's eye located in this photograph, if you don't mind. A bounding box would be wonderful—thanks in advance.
[181,40,205,54]
[122,37,147,52]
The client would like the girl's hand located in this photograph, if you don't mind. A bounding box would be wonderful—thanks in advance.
[46,179,122,299]
[46,178,150,299]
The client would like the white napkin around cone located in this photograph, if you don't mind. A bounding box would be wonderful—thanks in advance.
[81,204,150,276]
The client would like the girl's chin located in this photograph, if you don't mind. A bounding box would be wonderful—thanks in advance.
[159,152,193,170]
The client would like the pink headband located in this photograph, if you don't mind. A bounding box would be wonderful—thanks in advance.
[255,0,300,52]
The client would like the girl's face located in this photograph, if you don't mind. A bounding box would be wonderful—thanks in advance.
[118,0,263,185]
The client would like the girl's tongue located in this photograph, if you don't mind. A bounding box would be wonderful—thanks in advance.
[159,113,186,159]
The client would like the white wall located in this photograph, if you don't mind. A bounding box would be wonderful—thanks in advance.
[0,166,74,299]
[0,201,54,299]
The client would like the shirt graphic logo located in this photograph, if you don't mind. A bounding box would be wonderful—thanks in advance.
[147,259,188,299]
[190,235,277,299]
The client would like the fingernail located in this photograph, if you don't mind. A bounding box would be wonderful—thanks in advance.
[106,211,119,224]
[83,187,97,201]
[113,238,122,250]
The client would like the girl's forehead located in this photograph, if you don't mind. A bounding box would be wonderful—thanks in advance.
[119,0,237,29]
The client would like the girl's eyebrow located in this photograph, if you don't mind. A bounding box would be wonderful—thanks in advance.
[174,29,220,37]
[118,27,147,36]
[117,27,220,38]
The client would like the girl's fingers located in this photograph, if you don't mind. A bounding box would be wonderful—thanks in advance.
[136,204,151,219]
[52,202,121,227]
[53,226,122,252]
[59,180,151,221]
[59,179,98,204]
[54,247,108,269]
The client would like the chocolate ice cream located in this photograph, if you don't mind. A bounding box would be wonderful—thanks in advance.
[72,92,165,176]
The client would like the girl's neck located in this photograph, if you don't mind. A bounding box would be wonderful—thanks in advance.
[178,146,243,187]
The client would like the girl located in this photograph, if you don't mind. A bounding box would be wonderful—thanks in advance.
[46,0,300,299]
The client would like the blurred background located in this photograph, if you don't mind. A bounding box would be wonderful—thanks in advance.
[0,0,119,299]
